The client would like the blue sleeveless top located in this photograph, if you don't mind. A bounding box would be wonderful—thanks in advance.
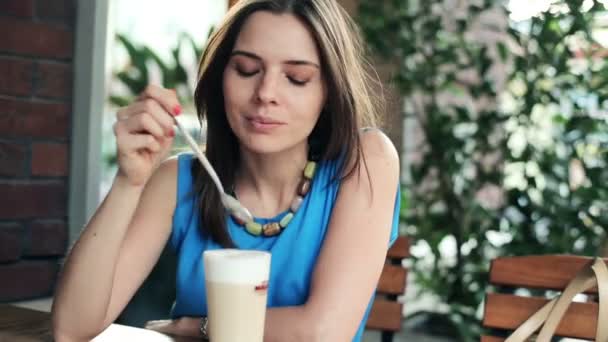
[170,153,401,341]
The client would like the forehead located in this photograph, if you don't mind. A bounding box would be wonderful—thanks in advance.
[234,11,321,63]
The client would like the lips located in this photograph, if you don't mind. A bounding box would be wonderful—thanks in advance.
[246,115,284,125]
[245,115,285,132]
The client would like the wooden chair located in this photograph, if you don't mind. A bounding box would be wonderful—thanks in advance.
[482,254,606,342]
[366,236,410,342]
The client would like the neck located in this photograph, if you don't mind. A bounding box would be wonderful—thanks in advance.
[234,146,308,217]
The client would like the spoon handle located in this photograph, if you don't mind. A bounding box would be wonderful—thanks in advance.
[173,118,225,194]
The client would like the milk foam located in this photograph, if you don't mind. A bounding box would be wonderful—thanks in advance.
[203,249,271,284]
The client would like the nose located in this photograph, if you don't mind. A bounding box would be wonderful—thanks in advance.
[255,71,278,105]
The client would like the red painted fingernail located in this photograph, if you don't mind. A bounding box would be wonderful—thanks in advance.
[172,105,182,116]
[168,129,175,137]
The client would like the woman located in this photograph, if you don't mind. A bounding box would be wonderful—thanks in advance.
[52,0,400,341]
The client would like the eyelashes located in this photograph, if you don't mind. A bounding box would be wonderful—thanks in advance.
[236,67,258,77]
[235,66,309,86]
[288,77,307,86]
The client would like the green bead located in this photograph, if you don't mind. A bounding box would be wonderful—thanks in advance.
[279,213,294,228]
[304,161,317,179]
[245,221,263,236]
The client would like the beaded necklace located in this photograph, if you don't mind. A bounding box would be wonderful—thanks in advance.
[231,160,317,237]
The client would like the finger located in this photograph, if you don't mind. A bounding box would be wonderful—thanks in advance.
[144,319,171,328]
[115,104,147,122]
[115,100,175,136]
[123,112,167,140]
[136,98,176,136]
[116,104,143,122]
[158,134,174,152]
[144,319,175,334]
[120,133,162,154]
[115,107,130,121]
[139,84,182,117]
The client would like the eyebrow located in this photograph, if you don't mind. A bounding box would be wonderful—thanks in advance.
[231,50,320,69]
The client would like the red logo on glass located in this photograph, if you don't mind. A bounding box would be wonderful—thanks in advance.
[255,281,268,292]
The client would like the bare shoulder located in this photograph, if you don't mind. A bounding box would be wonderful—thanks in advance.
[155,155,180,179]
[128,155,181,237]
[141,155,180,202]
[149,156,179,184]
[359,129,399,174]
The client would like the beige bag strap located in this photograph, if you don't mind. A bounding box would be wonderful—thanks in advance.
[537,258,608,341]
[505,258,608,342]
[504,297,558,342]
[591,259,608,341]
[594,259,608,341]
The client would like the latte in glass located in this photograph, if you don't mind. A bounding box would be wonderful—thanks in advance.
[203,249,271,342]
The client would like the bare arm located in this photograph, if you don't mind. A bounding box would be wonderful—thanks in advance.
[301,130,400,340]
[52,86,182,341]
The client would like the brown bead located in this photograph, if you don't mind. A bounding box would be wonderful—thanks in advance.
[297,179,311,196]
[263,222,281,236]
[232,215,247,226]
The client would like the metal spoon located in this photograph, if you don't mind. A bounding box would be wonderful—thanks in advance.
[173,117,254,223]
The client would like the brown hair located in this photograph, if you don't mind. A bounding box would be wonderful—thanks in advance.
[193,0,383,247]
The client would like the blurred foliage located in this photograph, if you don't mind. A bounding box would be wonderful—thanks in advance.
[109,30,209,107]
[502,1,608,256]
[104,31,210,169]
[359,0,607,340]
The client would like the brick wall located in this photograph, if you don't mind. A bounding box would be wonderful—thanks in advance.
[0,0,74,302]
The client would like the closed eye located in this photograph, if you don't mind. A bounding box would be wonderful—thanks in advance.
[287,76,308,86]
[236,67,259,77]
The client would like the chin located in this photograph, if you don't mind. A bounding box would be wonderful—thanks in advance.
[242,144,290,156]
[240,135,303,156]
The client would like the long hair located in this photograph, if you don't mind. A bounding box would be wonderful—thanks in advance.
[193,0,384,247]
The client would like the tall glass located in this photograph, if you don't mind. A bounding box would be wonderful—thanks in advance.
[203,249,271,342]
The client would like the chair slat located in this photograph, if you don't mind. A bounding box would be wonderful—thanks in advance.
[480,336,505,342]
[365,299,402,332]
[489,255,605,292]
[483,293,598,340]
[376,264,407,295]
[387,236,410,259]
[367,236,409,335]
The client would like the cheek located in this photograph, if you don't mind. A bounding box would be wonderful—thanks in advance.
[223,72,254,109]
[294,89,325,126]
[223,73,244,115]
[222,73,241,131]
[222,71,235,107]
